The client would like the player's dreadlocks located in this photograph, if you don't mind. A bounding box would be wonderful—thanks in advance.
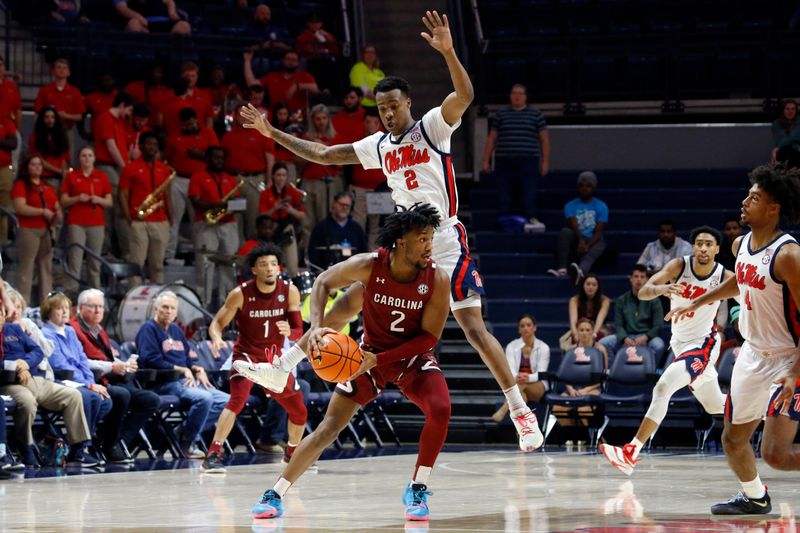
[246,243,284,270]
[749,162,800,225]
[376,203,441,249]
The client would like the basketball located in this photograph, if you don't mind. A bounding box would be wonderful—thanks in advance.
[309,331,363,383]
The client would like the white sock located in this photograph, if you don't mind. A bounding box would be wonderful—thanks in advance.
[504,386,526,413]
[278,344,307,372]
[273,477,292,497]
[413,465,432,485]
[740,476,766,499]
[630,438,644,460]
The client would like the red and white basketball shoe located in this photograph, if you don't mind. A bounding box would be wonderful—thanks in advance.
[599,443,639,476]
[510,407,544,452]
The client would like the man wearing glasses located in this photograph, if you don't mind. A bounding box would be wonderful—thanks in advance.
[307,191,367,269]
[70,288,160,463]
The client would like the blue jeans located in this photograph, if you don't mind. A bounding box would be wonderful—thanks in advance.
[77,386,113,435]
[494,156,540,219]
[600,334,666,364]
[157,380,229,446]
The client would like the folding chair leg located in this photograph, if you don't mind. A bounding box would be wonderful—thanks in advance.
[157,415,184,459]
[346,420,364,449]
[234,419,256,454]
[359,410,384,448]
[136,427,157,460]
[541,405,553,449]
[595,415,611,444]
[375,405,401,447]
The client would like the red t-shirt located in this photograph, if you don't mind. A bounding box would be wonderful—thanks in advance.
[259,70,316,112]
[165,127,220,177]
[206,83,240,108]
[233,279,291,360]
[27,133,70,178]
[160,90,214,135]
[12,179,58,229]
[296,29,339,58]
[188,169,239,224]
[221,127,275,174]
[84,90,117,139]
[94,111,130,165]
[34,81,86,129]
[0,79,22,123]
[331,109,366,144]
[124,81,174,122]
[0,118,16,167]
[119,158,173,222]
[301,135,338,180]
[61,168,112,226]
[258,184,305,222]
[351,165,386,190]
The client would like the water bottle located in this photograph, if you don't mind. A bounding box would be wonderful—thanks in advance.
[341,239,352,258]
[54,438,68,468]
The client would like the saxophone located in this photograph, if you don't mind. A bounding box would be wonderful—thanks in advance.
[136,171,176,220]
[204,179,245,225]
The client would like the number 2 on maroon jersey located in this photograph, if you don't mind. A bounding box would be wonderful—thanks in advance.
[404,170,418,190]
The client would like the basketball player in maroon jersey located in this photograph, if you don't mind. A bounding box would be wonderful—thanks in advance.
[667,164,800,514]
[201,244,307,473]
[243,204,451,521]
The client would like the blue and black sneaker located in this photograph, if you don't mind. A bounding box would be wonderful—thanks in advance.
[711,489,771,515]
[252,489,283,519]
[402,482,433,521]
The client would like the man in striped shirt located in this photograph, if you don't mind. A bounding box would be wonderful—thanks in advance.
[482,84,550,230]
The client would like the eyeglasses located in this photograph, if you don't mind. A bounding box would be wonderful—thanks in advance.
[81,304,104,310]
[334,201,353,209]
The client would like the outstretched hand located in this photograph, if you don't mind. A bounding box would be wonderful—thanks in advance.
[420,10,453,54]
[241,103,274,139]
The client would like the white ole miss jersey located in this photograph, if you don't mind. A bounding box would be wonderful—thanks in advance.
[352,107,460,223]
[736,231,800,354]
[670,255,725,343]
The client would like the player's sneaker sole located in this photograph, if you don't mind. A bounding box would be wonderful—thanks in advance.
[232,361,288,393]
[599,443,634,476]
[511,408,544,452]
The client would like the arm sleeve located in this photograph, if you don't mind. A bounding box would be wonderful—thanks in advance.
[533,342,551,384]
[421,107,460,148]
[614,296,628,339]
[287,310,303,341]
[136,324,174,370]
[20,326,44,369]
[352,131,383,170]
[563,200,576,219]
[504,339,518,379]
[376,331,439,366]
[597,200,609,223]
[87,358,114,374]
[24,320,54,358]
[637,243,652,267]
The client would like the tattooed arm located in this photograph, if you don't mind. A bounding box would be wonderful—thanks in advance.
[240,104,361,165]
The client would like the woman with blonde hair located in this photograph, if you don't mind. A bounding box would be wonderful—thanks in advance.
[11,155,62,303]
[300,104,343,229]
[60,145,113,290]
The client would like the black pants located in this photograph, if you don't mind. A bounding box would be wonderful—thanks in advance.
[103,382,160,449]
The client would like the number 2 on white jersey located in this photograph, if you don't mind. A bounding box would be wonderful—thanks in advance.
[390,310,405,332]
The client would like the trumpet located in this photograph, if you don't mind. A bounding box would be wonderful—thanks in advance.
[136,172,176,220]
[204,179,245,225]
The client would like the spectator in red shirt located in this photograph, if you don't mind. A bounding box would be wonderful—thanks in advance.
[28,106,71,186]
[257,162,304,275]
[159,75,213,136]
[206,64,240,111]
[125,63,174,124]
[60,146,113,290]
[94,91,135,258]
[11,156,63,303]
[84,73,118,142]
[179,62,214,130]
[0,111,16,247]
[236,214,296,280]
[331,87,365,144]
[222,103,275,241]
[300,103,343,232]
[188,146,240,305]
[245,84,270,117]
[0,56,22,128]
[127,102,151,161]
[295,13,340,94]
[119,131,173,286]
[350,108,387,250]
[114,0,191,34]
[243,49,319,113]
[33,58,85,130]
[164,107,220,261]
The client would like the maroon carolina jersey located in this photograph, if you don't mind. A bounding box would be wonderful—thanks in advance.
[362,248,437,354]
[233,279,291,361]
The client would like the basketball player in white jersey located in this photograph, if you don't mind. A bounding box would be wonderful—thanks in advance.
[237,10,544,451]
[667,163,800,515]
[600,226,731,475]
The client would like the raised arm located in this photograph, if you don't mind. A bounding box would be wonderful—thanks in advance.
[307,253,374,331]
[240,104,360,165]
[421,10,473,126]
[638,257,685,301]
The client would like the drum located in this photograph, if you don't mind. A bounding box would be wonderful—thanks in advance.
[116,283,207,342]
[292,271,315,300]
